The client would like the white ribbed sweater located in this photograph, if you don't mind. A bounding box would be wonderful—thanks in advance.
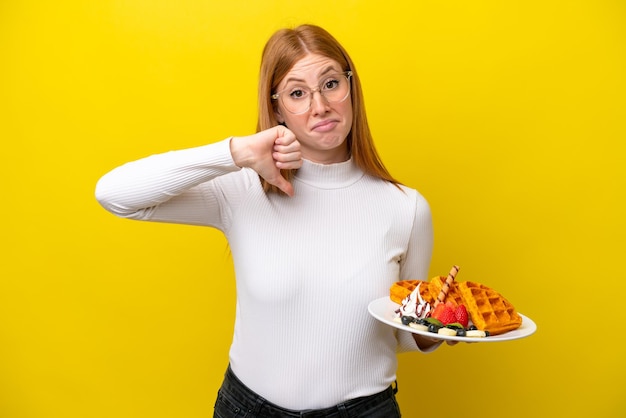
[95,138,434,409]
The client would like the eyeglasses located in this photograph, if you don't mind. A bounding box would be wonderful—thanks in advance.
[271,71,352,115]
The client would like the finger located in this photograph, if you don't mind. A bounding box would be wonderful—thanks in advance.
[274,126,297,145]
[273,141,300,154]
[272,151,302,168]
[272,177,294,197]
[263,167,295,197]
[275,160,303,170]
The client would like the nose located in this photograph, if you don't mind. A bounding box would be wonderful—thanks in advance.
[309,90,330,115]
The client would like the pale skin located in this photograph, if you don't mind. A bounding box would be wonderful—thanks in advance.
[229,53,444,349]
[229,54,351,196]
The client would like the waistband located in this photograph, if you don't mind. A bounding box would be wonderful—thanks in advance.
[221,365,397,417]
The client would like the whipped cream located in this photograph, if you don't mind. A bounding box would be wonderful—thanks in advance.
[396,282,431,319]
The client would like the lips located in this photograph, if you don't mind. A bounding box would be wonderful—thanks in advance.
[311,119,339,132]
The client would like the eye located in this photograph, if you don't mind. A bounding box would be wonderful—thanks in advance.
[322,77,340,91]
[289,88,307,100]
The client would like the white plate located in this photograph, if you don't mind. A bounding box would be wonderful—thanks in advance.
[368,297,537,343]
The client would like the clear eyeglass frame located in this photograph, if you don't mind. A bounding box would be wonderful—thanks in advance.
[271,71,353,115]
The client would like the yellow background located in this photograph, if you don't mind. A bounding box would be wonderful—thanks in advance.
[1,1,624,417]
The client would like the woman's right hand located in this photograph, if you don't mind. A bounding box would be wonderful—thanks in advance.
[230,126,302,197]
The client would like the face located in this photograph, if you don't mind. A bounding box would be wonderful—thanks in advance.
[274,54,353,164]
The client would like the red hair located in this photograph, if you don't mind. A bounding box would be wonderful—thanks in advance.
[257,24,400,193]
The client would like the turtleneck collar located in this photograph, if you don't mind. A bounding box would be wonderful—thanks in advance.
[294,158,364,189]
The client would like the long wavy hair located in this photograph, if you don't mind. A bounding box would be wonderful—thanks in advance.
[257,24,399,193]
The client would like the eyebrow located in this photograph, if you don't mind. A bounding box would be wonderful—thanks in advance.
[281,65,340,85]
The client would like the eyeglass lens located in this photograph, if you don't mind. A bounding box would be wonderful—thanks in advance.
[278,73,351,114]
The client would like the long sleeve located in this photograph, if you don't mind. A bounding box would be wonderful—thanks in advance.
[400,191,434,283]
[95,138,250,228]
[95,151,438,409]
[395,190,439,353]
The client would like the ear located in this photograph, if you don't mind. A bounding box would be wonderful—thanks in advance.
[274,107,285,124]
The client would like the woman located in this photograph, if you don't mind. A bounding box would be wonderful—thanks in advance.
[96,24,440,417]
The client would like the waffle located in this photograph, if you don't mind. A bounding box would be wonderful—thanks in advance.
[390,280,424,304]
[390,275,523,336]
[458,281,522,335]
[425,276,464,308]
[390,276,462,305]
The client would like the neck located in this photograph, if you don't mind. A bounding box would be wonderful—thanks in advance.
[301,146,350,164]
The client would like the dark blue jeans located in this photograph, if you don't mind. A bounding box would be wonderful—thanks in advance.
[213,366,401,418]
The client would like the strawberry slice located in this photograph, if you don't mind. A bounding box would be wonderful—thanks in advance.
[432,304,456,325]
[438,307,457,325]
[454,304,469,328]
[430,303,446,319]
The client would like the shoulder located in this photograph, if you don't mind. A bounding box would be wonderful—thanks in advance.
[389,184,432,224]
[360,176,431,214]
[398,184,429,206]
[377,181,429,207]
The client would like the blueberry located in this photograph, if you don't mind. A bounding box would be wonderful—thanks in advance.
[428,323,441,333]
[456,328,466,337]
[485,331,490,337]
[401,316,414,325]
[468,325,478,331]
